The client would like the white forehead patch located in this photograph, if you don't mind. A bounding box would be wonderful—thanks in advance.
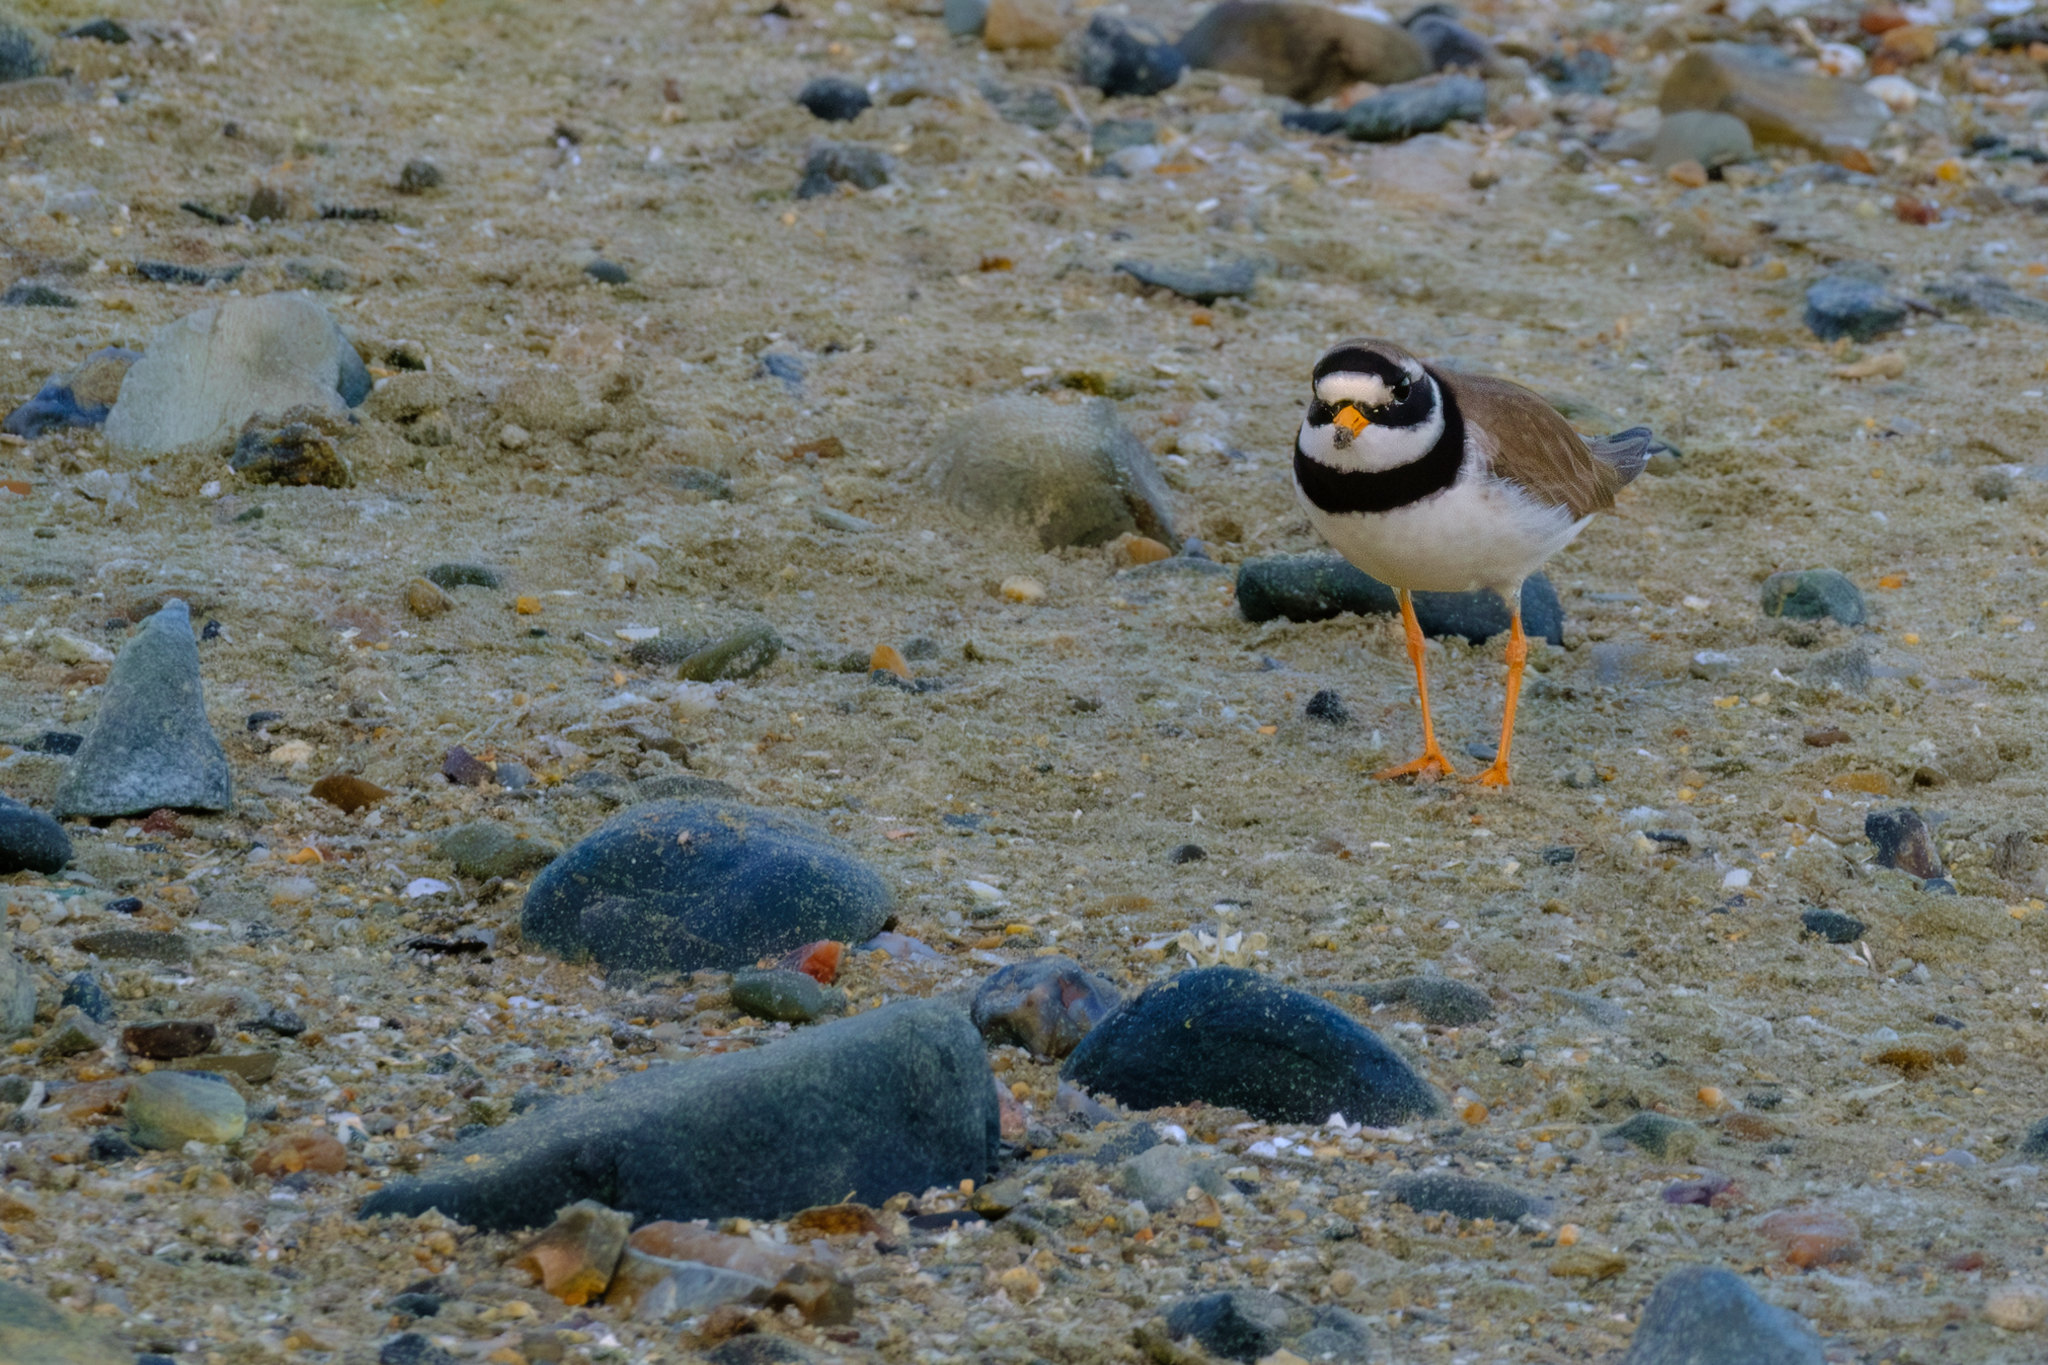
[1315,362,1421,408]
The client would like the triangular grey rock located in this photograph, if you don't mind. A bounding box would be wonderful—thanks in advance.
[54,599,231,817]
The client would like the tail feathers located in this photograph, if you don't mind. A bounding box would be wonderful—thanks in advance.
[1589,426,1655,487]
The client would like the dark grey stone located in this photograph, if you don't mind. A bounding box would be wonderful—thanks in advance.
[943,0,988,35]
[1061,966,1437,1125]
[1115,258,1258,304]
[1406,8,1493,70]
[1539,47,1612,93]
[1618,1265,1824,1365]
[1164,1291,1370,1363]
[706,1337,822,1365]
[1804,273,1907,343]
[423,562,504,591]
[1304,689,1351,725]
[1,347,138,440]
[797,143,890,194]
[584,258,631,285]
[1236,553,1564,645]
[1168,842,1207,864]
[53,600,231,818]
[971,956,1122,1059]
[1092,118,1157,155]
[1344,74,1486,141]
[1385,1172,1536,1222]
[64,19,131,44]
[1799,908,1865,943]
[1,281,75,307]
[2021,1116,2048,1158]
[0,794,69,874]
[1348,976,1493,1026]
[379,1334,459,1365]
[1759,568,1865,626]
[359,998,998,1231]
[675,624,782,682]
[520,799,892,974]
[1866,806,1947,882]
[1611,1112,1702,1159]
[396,159,443,194]
[0,16,43,82]
[60,973,113,1024]
[1074,14,1186,96]
[1923,271,2048,325]
[797,75,870,121]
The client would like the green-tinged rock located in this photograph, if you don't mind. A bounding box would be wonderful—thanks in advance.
[731,967,844,1023]
[0,1279,129,1365]
[71,929,192,962]
[425,562,505,590]
[1611,1111,1702,1160]
[1659,43,1887,151]
[1651,109,1755,170]
[53,599,232,818]
[126,1070,248,1149]
[0,926,35,1040]
[437,820,561,881]
[1760,569,1865,626]
[676,624,783,683]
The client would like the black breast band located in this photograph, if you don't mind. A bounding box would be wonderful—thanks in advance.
[1294,371,1467,516]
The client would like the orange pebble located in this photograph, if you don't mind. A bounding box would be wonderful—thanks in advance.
[1458,1099,1489,1126]
[1697,1085,1725,1109]
[1666,158,1707,189]
[514,595,542,615]
[869,645,911,680]
[1556,1223,1582,1247]
[1759,1206,1861,1268]
[777,939,845,985]
[286,847,324,865]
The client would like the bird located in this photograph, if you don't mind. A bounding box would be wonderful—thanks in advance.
[1293,338,1651,787]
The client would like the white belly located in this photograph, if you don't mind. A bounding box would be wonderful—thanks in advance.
[1300,473,1589,594]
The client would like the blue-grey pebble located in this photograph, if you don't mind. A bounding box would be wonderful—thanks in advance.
[1619,1265,1824,1365]
[0,794,69,874]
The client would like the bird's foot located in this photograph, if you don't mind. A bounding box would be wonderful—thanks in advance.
[1465,762,1512,789]
[1374,750,1456,782]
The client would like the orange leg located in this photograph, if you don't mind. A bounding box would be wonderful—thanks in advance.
[1374,590,1456,782]
[1468,608,1526,788]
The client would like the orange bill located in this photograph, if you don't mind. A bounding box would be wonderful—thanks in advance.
[1333,405,1369,439]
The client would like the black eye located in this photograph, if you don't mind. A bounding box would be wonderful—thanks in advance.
[1392,379,1412,405]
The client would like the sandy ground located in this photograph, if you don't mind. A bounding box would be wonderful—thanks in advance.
[6,0,2048,1361]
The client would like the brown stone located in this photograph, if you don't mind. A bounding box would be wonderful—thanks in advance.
[1659,43,1889,152]
[122,1020,217,1060]
[627,1222,799,1282]
[869,645,912,680]
[405,577,455,618]
[251,1130,349,1176]
[72,930,192,963]
[309,774,391,813]
[442,745,494,787]
[1759,1205,1860,1267]
[1176,0,1430,103]
[1110,533,1174,568]
[982,0,1067,49]
[513,1201,634,1306]
[1878,23,1938,62]
[168,1051,280,1083]
[785,1203,889,1240]
[764,1262,857,1325]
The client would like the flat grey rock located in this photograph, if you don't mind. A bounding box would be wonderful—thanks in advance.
[54,600,232,818]
[1344,74,1486,142]
[1619,1265,1824,1365]
[359,998,999,1230]
[1114,258,1258,303]
[106,293,372,458]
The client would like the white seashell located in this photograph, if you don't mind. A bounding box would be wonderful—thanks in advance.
[1864,74,1920,112]
[1817,42,1865,77]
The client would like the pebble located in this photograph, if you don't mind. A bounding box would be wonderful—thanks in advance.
[122,1020,217,1060]
[437,820,559,880]
[796,143,891,198]
[1302,689,1351,726]
[1162,1290,1372,1364]
[59,973,113,1025]
[1651,110,1755,170]
[1061,965,1437,1124]
[1347,975,1494,1026]
[520,798,892,973]
[943,0,988,36]
[1236,554,1565,645]
[1865,806,1950,884]
[0,1277,130,1365]
[1091,118,1156,156]
[404,578,454,618]
[379,1335,459,1365]
[360,998,997,1229]
[583,258,631,285]
[1799,907,1866,943]
[797,75,870,121]
[1985,1286,2048,1331]
[1,280,76,307]
[1406,9,1495,71]
[424,562,504,591]
[513,1200,632,1306]
[440,745,494,787]
[54,600,233,818]
[1072,14,1185,97]
[105,294,372,459]
[71,928,191,962]
[1759,568,1866,626]
[1924,271,2048,326]
[38,1007,104,1059]
[1114,258,1258,304]
[230,410,355,487]
[1168,842,1207,864]
[1176,0,1428,103]
[1540,47,1613,93]
[731,966,844,1023]
[981,0,1065,50]
[2021,1117,2048,1159]
[1658,42,1888,152]
[1804,272,1908,344]
[396,157,442,193]
[125,1070,247,1149]
[1344,74,1487,142]
[927,396,1180,550]
[608,1251,774,1320]
[970,955,1123,1058]
[676,623,783,682]
[0,347,137,440]
[309,773,390,813]
[250,1129,349,1177]
[1619,1265,1824,1364]
[1115,1143,1232,1211]
[1758,1206,1861,1268]
[0,793,70,874]
[1610,1112,1702,1160]
[1386,1172,1539,1223]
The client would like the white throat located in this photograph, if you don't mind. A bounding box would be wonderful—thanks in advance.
[1299,374,1445,474]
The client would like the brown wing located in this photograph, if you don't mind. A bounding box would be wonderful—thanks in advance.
[1438,370,1628,519]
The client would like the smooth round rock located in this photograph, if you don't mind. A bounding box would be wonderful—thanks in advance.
[126,1070,248,1149]
[1073,14,1185,96]
[53,600,232,818]
[1061,966,1437,1125]
[796,75,870,121]
[0,794,70,874]
[1236,554,1565,646]
[943,0,989,35]
[1611,1112,1703,1160]
[731,967,842,1023]
[1163,1291,1372,1364]
[1344,74,1486,142]
[520,799,893,974]
[1386,1172,1537,1222]
[926,396,1180,551]
[970,956,1122,1059]
[1652,110,1755,170]
[437,820,560,881]
[1803,274,1906,344]
[1760,568,1865,625]
[1799,907,1866,943]
[1619,1265,1824,1365]
[105,294,372,459]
